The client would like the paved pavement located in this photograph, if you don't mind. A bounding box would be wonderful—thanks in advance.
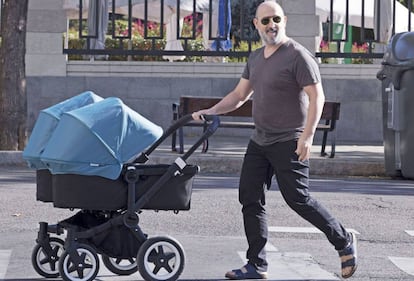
[1,168,414,280]
[0,135,386,178]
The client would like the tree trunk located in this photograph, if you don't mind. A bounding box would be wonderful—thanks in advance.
[0,0,28,150]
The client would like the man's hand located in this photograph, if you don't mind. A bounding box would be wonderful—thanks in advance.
[295,134,314,162]
[192,109,211,121]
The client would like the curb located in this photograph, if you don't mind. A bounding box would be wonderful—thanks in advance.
[0,151,27,167]
[1,151,386,178]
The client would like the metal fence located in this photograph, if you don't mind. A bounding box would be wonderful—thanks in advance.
[63,0,258,61]
[317,0,413,61]
[11,0,414,62]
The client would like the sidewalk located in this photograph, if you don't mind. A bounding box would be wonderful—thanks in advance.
[0,136,386,178]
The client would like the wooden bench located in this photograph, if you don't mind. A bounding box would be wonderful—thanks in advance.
[171,96,340,158]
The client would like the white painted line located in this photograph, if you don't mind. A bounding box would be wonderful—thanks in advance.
[405,230,414,237]
[269,226,360,235]
[237,251,338,280]
[389,256,414,276]
[265,242,278,252]
[0,250,12,279]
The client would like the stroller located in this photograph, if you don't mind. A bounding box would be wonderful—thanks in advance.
[24,95,219,281]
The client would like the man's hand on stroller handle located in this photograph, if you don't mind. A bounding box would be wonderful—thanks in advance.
[192,109,211,121]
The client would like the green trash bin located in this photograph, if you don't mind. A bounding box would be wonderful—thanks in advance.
[377,32,414,179]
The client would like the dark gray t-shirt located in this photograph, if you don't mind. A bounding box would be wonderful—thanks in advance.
[242,39,321,145]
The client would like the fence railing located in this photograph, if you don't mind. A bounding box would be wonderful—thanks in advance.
[41,0,414,62]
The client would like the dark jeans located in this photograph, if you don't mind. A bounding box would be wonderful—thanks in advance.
[239,139,349,272]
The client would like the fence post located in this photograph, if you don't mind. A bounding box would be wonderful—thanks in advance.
[279,0,320,55]
[26,0,67,76]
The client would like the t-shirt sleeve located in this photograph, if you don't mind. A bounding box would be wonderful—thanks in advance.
[293,49,321,88]
[241,60,250,80]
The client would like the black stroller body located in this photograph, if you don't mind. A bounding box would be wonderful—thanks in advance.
[30,114,219,281]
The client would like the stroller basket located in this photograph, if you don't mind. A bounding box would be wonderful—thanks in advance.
[51,164,199,211]
[60,211,142,259]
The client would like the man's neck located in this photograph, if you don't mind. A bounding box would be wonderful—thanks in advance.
[264,37,289,57]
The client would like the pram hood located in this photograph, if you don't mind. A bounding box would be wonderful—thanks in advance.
[40,97,163,180]
[23,91,103,169]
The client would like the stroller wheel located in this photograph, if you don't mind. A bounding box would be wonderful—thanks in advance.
[58,243,99,281]
[31,237,65,278]
[102,255,138,275]
[137,236,185,281]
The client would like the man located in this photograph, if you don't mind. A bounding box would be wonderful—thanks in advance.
[192,1,357,279]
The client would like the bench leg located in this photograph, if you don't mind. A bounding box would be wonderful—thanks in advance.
[329,132,336,158]
[320,131,328,157]
[171,104,179,152]
[201,122,209,153]
[178,127,184,154]
[171,130,177,152]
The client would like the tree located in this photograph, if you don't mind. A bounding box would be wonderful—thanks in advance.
[0,0,28,150]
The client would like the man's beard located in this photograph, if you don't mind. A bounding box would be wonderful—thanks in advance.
[258,28,284,46]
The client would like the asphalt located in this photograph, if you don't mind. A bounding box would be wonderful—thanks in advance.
[0,135,386,178]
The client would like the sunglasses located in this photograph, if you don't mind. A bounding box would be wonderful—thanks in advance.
[260,16,282,25]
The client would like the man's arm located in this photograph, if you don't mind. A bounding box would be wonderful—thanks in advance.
[295,82,325,161]
[192,78,253,120]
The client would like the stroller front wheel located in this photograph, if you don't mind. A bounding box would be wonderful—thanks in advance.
[101,254,138,275]
[31,237,65,278]
[137,236,185,281]
[58,243,99,281]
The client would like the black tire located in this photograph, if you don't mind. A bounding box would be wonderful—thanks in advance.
[137,236,185,281]
[58,243,99,281]
[101,255,138,275]
[31,237,65,278]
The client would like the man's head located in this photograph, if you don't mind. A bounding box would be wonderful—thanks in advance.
[253,1,288,46]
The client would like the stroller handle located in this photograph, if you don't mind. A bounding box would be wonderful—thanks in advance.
[135,114,220,163]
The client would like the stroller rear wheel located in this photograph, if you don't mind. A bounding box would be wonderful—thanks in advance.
[31,237,65,278]
[137,236,185,281]
[101,255,138,275]
[58,243,99,281]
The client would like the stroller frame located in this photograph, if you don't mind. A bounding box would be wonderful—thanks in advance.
[32,115,220,281]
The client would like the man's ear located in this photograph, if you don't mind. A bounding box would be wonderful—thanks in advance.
[252,17,258,29]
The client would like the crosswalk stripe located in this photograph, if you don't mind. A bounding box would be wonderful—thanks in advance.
[265,242,278,252]
[269,226,360,235]
[0,250,12,280]
[405,230,414,236]
[389,256,414,276]
[236,250,338,280]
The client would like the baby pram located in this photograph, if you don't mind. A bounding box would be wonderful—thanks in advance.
[27,99,219,281]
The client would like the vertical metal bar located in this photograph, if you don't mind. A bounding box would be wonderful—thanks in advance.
[176,0,180,40]
[344,0,349,42]
[79,0,83,37]
[392,0,396,35]
[160,0,164,38]
[0,0,4,36]
[111,0,116,37]
[360,0,365,42]
[375,0,380,42]
[128,0,132,38]
[209,0,213,41]
[408,0,412,31]
[192,0,197,39]
[177,0,181,39]
[144,0,148,38]
[0,0,4,35]
[329,0,333,41]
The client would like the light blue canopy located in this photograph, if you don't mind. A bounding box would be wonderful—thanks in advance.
[23,91,103,169]
[40,97,163,180]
